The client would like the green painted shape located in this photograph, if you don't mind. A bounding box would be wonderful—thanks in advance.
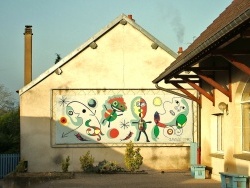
[176,114,187,128]
[153,125,160,138]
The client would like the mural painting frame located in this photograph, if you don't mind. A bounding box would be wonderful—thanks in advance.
[50,89,198,148]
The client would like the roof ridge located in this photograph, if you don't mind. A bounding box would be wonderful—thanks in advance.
[19,13,177,95]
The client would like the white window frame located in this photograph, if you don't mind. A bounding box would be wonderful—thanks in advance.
[241,101,250,152]
[217,115,224,152]
[241,79,250,153]
[211,113,224,153]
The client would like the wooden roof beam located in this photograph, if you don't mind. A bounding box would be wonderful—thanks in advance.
[241,28,250,38]
[168,80,200,84]
[178,76,214,105]
[185,67,229,72]
[174,75,200,78]
[171,82,201,106]
[193,69,232,102]
[222,55,250,75]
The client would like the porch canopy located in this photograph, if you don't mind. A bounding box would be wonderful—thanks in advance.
[153,0,250,106]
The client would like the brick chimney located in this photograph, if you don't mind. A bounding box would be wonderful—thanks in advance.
[24,25,32,85]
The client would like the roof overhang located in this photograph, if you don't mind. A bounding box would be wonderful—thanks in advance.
[153,4,250,106]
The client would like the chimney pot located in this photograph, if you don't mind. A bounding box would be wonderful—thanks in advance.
[128,14,135,22]
[24,25,32,35]
[178,47,183,55]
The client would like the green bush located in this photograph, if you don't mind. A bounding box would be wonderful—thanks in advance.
[96,160,125,173]
[79,151,94,172]
[61,156,70,172]
[0,107,20,154]
[124,141,143,172]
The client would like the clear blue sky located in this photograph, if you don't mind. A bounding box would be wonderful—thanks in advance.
[0,0,232,101]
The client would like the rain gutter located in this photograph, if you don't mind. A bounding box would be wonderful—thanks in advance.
[155,83,191,100]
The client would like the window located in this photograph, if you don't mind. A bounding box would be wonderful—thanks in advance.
[242,81,250,152]
[242,103,250,151]
[211,113,224,154]
[217,115,223,152]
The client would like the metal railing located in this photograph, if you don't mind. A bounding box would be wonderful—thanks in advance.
[0,153,20,179]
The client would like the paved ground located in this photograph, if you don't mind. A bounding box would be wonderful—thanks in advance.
[1,170,222,188]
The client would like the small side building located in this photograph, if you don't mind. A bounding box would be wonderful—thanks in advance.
[153,0,250,181]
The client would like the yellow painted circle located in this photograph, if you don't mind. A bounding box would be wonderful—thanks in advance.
[153,97,162,106]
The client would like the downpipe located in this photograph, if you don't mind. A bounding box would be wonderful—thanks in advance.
[155,83,201,164]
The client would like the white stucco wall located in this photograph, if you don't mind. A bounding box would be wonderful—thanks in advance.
[20,23,195,172]
[200,66,250,180]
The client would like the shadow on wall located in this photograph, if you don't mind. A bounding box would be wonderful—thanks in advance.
[224,147,248,174]
[20,115,191,173]
[202,139,212,165]
[224,161,249,175]
[223,147,236,173]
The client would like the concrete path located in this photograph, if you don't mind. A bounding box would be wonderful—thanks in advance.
[30,171,221,188]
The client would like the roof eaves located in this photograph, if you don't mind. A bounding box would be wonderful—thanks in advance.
[19,14,126,95]
[152,8,250,84]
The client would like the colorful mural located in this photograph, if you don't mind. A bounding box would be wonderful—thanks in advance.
[54,92,193,144]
